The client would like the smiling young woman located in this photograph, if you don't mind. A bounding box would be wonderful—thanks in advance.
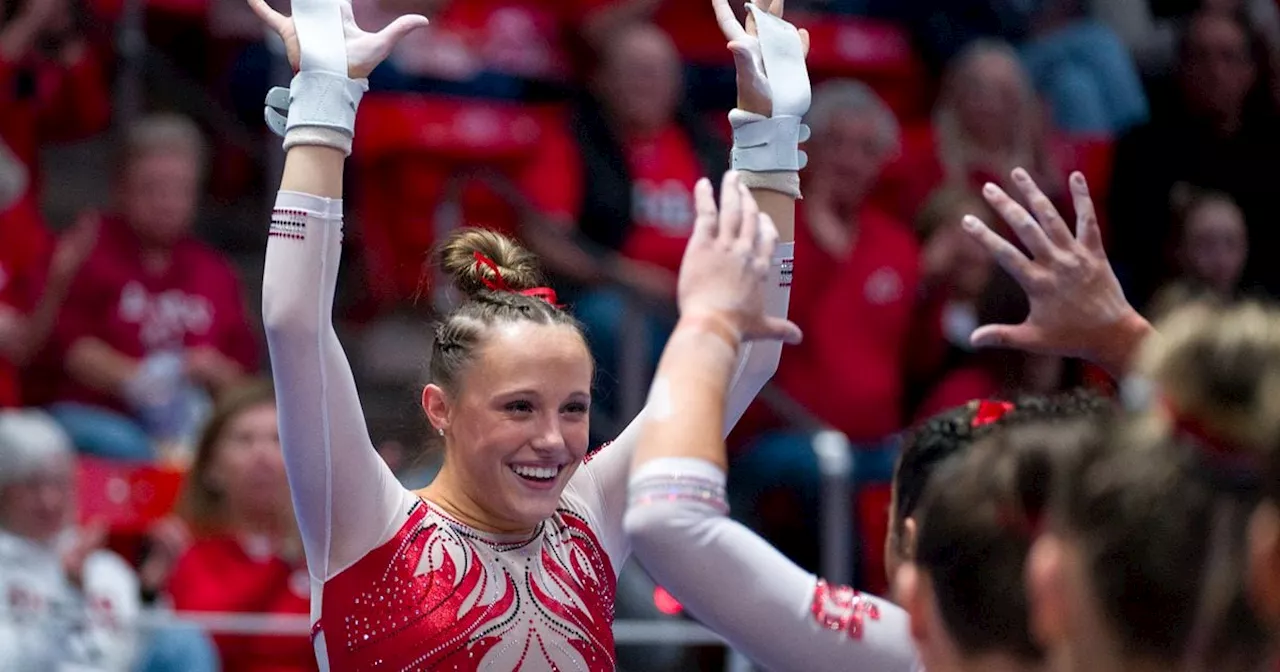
[250,0,796,666]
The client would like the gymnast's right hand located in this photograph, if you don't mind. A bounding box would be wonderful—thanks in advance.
[676,171,802,345]
[247,0,427,78]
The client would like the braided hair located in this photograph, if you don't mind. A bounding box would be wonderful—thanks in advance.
[889,389,1111,558]
[430,228,588,394]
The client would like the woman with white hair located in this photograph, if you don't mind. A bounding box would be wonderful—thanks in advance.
[0,409,141,671]
[0,409,218,672]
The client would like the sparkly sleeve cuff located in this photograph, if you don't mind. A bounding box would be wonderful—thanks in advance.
[628,458,728,516]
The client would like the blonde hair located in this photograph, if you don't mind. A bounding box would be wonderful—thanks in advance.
[1138,301,1280,455]
[1052,302,1280,670]
[933,40,1038,183]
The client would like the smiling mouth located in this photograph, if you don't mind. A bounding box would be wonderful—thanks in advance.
[510,464,562,483]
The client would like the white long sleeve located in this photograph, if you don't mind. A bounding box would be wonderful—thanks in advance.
[624,459,920,672]
[562,242,794,572]
[262,191,411,599]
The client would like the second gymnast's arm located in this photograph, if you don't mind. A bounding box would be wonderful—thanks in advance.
[262,145,408,582]
[560,186,793,567]
[621,305,917,672]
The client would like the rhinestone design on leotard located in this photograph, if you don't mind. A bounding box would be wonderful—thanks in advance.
[811,580,882,641]
[316,500,617,670]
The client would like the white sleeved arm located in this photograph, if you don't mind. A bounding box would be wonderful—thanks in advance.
[561,243,794,572]
[262,191,409,583]
[624,458,920,672]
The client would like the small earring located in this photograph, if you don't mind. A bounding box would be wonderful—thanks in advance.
[437,427,445,437]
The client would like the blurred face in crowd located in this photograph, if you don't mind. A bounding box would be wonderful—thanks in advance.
[205,402,288,524]
[593,24,683,136]
[810,108,895,211]
[121,149,201,248]
[950,50,1027,151]
[1181,198,1248,294]
[1181,14,1256,125]
[0,456,75,544]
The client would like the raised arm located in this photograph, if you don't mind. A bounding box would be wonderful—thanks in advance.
[626,171,916,671]
[252,0,426,579]
[560,0,808,568]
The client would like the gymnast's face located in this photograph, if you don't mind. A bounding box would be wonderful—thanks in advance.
[424,321,593,533]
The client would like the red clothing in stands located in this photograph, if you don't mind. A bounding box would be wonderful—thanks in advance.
[522,121,703,273]
[772,206,920,442]
[0,47,111,201]
[0,207,52,407]
[50,217,258,413]
[618,126,704,273]
[360,0,594,83]
[168,535,316,672]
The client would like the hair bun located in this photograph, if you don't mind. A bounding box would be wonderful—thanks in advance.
[437,228,545,300]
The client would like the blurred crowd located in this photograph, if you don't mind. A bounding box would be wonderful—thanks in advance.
[2,0,1280,669]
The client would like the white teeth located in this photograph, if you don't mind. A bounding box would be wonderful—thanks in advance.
[511,465,559,480]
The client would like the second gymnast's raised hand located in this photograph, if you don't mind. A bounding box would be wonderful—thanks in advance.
[962,169,1154,375]
[677,171,803,345]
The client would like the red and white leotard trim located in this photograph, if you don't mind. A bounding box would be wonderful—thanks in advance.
[262,191,790,670]
[316,498,616,670]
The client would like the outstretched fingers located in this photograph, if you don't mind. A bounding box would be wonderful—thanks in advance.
[248,0,291,34]
[691,177,718,245]
[962,215,1038,288]
[982,182,1055,261]
[713,0,749,41]
[718,171,745,244]
[1011,168,1074,249]
[736,182,760,253]
[1068,172,1105,256]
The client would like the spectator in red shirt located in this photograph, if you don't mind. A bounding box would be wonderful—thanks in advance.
[47,114,258,463]
[518,22,726,438]
[0,213,98,408]
[152,381,315,672]
[878,40,1068,225]
[726,80,917,575]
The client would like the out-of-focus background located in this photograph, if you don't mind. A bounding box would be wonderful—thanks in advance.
[1,0,1276,669]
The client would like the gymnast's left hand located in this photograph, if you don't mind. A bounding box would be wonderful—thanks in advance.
[248,0,428,78]
[714,0,809,117]
[677,171,802,345]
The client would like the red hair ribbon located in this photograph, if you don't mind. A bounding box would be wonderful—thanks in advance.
[972,400,1015,428]
[472,251,562,308]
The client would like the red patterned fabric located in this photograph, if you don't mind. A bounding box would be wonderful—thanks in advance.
[316,500,617,671]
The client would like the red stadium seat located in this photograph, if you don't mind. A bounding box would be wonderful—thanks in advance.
[351,95,563,312]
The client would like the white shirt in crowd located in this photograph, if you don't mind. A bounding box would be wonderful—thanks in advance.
[0,528,140,672]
